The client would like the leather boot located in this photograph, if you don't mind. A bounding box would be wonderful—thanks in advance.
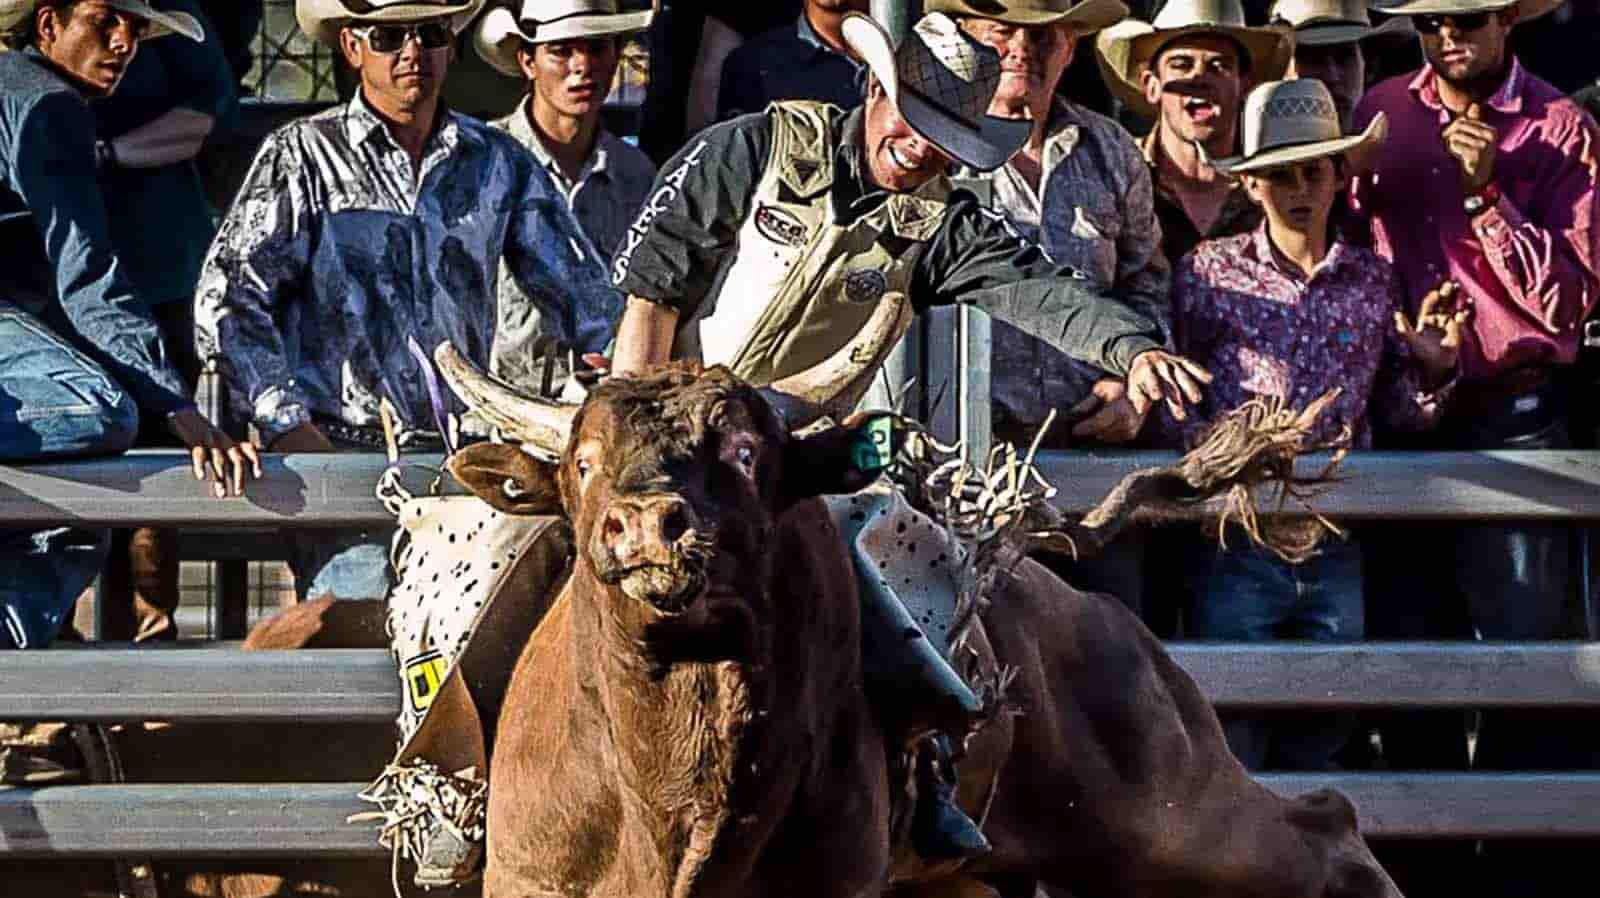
[912,734,990,862]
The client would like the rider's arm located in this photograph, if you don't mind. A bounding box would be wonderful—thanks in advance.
[10,90,192,415]
[913,193,1166,378]
[612,297,681,376]
[609,112,773,338]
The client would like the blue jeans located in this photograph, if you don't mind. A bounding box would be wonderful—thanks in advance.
[1190,538,1365,771]
[286,529,394,602]
[0,303,139,649]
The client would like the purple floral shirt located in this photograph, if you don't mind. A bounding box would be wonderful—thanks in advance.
[1165,224,1451,449]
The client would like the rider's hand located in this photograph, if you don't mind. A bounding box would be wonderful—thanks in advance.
[1394,281,1470,387]
[1068,378,1147,444]
[1126,350,1212,421]
[266,422,336,454]
[168,408,262,499]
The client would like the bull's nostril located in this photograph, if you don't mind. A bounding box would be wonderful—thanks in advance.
[603,513,625,542]
[660,506,690,544]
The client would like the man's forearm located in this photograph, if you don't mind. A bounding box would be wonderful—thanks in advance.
[612,296,680,376]
[110,108,215,168]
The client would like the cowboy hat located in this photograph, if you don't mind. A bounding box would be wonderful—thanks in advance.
[1209,78,1386,174]
[475,0,656,79]
[296,0,486,50]
[925,0,1130,35]
[0,0,203,41]
[1270,0,1412,44]
[1094,0,1293,117]
[842,11,1032,172]
[1370,0,1562,24]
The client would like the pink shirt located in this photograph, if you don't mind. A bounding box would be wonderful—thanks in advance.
[1351,59,1600,382]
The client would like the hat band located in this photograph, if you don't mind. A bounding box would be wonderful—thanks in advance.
[519,9,624,33]
[1242,134,1347,163]
[342,0,460,11]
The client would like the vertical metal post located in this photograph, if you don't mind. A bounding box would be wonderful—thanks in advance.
[867,0,927,422]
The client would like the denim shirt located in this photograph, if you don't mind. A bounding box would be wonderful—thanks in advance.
[716,11,866,121]
[0,49,192,415]
[194,94,623,444]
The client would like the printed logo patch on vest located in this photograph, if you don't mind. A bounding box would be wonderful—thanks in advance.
[755,204,808,248]
[403,650,449,715]
[843,269,889,305]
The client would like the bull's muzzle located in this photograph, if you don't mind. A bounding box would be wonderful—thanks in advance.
[594,495,708,612]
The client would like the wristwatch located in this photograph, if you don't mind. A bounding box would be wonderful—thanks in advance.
[1463,183,1501,218]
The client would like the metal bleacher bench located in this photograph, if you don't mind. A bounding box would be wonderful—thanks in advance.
[2,449,1600,856]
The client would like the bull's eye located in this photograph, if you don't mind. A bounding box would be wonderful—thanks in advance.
[576,459,593,480]
[735,445,754,469]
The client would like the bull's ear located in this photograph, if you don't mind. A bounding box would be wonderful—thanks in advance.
[782,412,904,500]
[446,442,562,515]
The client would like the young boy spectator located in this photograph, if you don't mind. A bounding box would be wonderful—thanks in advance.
[1168,79,1466,772]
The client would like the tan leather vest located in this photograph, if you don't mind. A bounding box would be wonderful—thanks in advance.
[681,101,952,386]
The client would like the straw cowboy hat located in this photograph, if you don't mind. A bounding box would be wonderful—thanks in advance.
[1370,0,1563,24]
[1095,0,1293,117]
[1209,78,1386,174]
[475,0,657,78]
[924,0,1130,35]
[296,0,487,50]
[0,0,203,41]
[842,11,1033,172]
[1270,0,1412,44]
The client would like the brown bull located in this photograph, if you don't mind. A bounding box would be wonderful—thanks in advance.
[424,312,1405,898]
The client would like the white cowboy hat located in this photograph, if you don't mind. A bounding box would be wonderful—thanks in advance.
[1210,78,1387,174]
[0,0,203,41]
[842,11,1033,172]
[1094,0,1293,117]
[1270,0,1412,44]
[924,0,1130,35]
[1370,0,1563,24]
[475,0,657,79]
[296,0,486,50]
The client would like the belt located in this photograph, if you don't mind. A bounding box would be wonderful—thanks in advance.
[316,418,446,452]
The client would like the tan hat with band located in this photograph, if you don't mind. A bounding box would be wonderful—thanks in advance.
[1210,78,1387,174]
[1270,0,1412,44]
[1371,0,1562,23]
[925,0,1130,35]
[475,0,657,79]
[0,0,203,41]
[296,0,486,50]
[1095,0,1292,118]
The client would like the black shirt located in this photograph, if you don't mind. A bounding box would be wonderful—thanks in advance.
[716,13,865,121]
[612,104,1166,377]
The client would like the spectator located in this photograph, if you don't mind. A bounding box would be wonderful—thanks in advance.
[1171,78,1465,771]
[474,0,656,393]
[195,0,621,605]
[0,0,254,663]
[940,0,1170,615]
[1095,0,1290,636]
[1351,0,1600,891]
[608,10,1210,862]
[715,0,867,121]
[1095,0,1291,289]
[93,0,238,643]
[1269,0,1412,130]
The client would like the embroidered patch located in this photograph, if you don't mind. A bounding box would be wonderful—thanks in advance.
[755,204,808,248]
[403,650,449,715]
[851,415,897,474]
[843,268,889,305]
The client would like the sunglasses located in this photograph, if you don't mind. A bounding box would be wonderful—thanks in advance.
[1412,12,1494,34]
[351,22,453,53]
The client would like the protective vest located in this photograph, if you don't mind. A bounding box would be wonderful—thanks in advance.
[681,101,952,386]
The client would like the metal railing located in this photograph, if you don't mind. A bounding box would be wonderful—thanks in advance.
[1,449,1599,857]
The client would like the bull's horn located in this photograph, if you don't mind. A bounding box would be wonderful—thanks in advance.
[768,291,913,417]
[433,343,576,457]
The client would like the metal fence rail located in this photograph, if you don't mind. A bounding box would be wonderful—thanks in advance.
[3,449,1599,858]
[5,644,1600,722]
[6,449,1600,526]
